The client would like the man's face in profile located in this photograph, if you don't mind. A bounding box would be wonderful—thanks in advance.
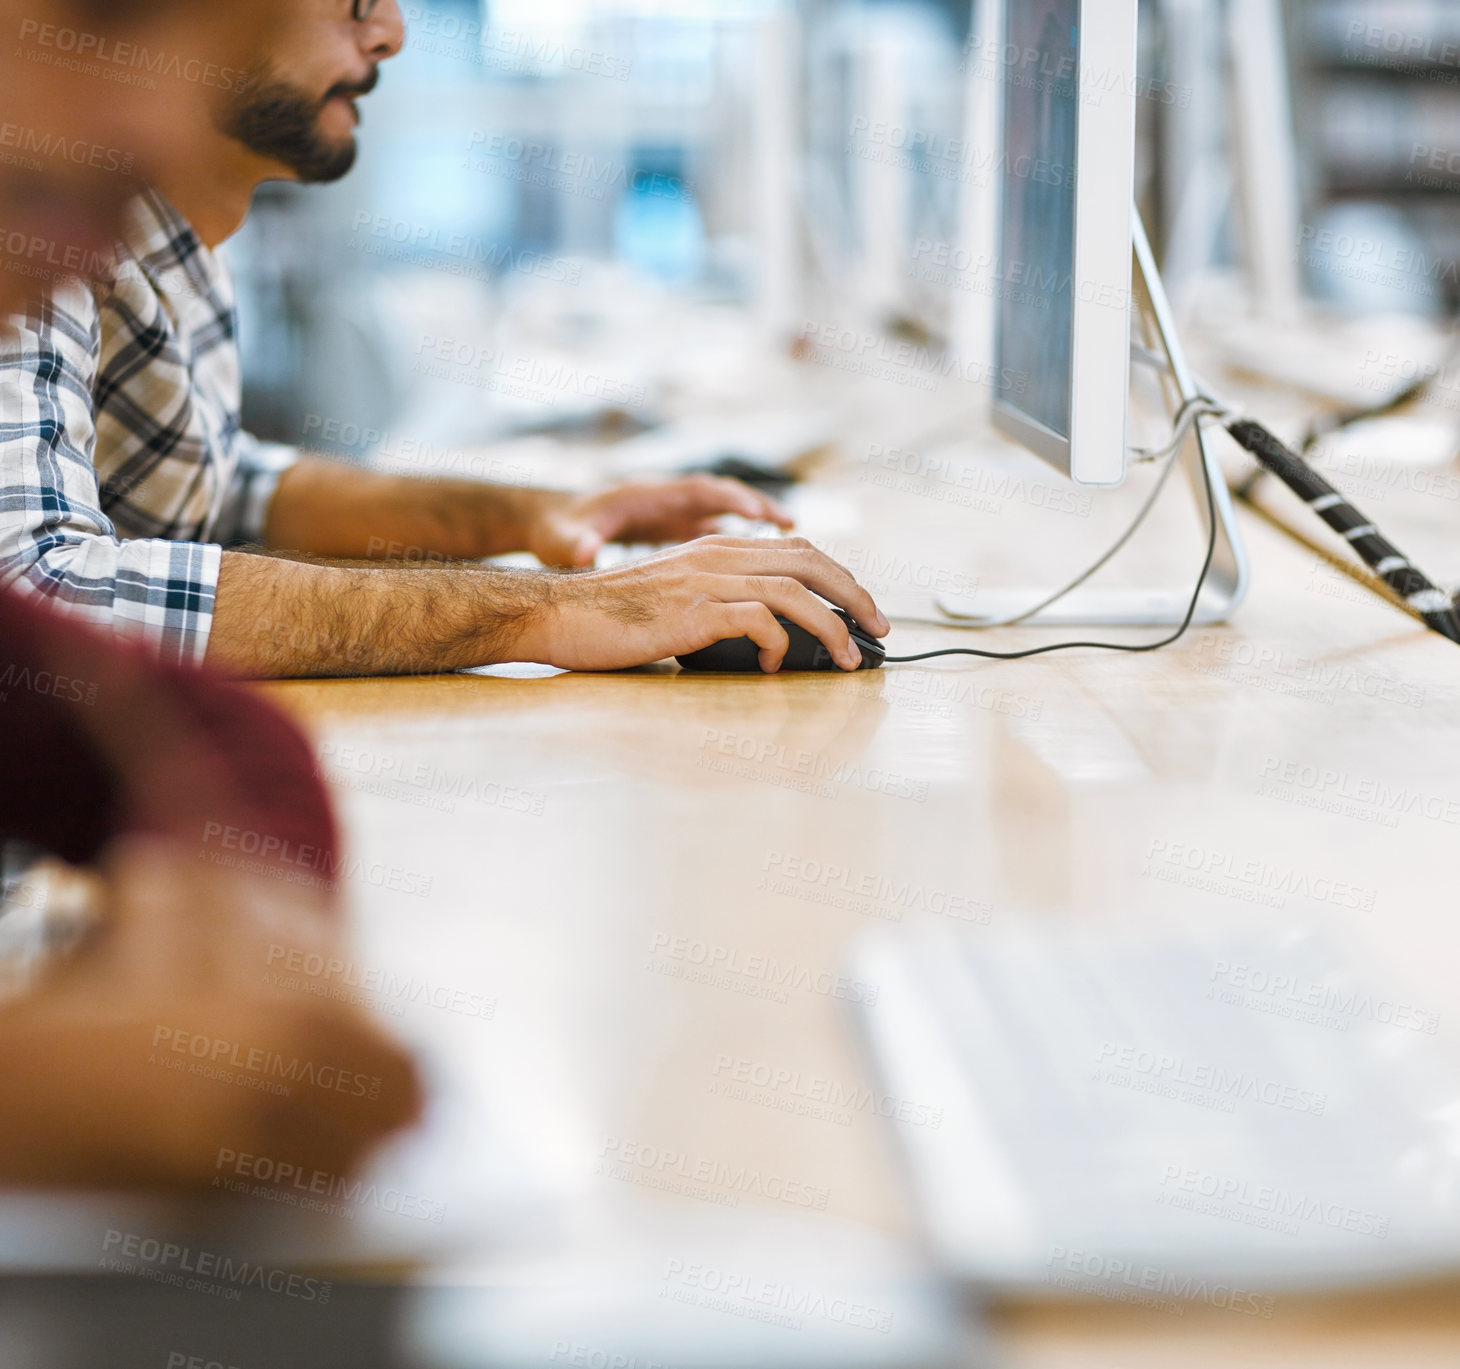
[219,0,405,185]
[0,0,277,313]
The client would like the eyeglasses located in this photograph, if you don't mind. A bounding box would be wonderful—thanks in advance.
[352,0,380,19]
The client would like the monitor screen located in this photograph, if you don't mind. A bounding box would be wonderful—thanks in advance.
[995,0,1079,440]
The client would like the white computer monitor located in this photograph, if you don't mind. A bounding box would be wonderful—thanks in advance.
[989,0,1138,487]
[937,0,1248,628]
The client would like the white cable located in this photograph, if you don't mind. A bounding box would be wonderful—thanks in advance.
[1131,394,1228,463]
[892,397,1225,630]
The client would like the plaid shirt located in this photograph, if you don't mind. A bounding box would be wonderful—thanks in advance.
[0,189,295,665]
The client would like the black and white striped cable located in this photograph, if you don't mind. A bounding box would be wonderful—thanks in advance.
[1221,416,1460,644]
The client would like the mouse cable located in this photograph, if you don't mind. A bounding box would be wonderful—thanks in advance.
[933,395,1222,630]
[883,395,1222,654]
[888,396,1219,633]
[882,407,1221,662]
[879,349,1213,633]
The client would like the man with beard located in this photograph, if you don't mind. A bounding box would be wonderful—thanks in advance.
[0,0,422,1187]
[0,0,889,679]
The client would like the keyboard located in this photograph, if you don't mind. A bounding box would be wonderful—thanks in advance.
[849,923,1460,1293]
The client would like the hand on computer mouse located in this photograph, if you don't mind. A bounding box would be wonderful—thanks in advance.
[677,607,886,672]
[514,535,888,673]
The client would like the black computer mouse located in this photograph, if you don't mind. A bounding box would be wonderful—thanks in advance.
[676,608,885,673]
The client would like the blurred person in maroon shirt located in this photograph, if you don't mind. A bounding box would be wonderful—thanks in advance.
[0,0,421,1188]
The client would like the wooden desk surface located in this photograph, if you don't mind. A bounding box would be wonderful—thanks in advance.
[262,415,1460,1368]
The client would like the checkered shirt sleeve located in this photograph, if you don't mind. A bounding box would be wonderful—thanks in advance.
[0,281,221,666]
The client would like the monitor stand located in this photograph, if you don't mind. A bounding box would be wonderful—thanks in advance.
[935,209,1249,629]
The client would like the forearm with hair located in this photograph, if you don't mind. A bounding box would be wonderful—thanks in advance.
[264,457,557,561]
[205,550,560,678]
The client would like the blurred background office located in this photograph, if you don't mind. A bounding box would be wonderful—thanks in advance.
[228,0,1460,466]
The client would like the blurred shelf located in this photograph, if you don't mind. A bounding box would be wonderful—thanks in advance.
[1294,0,1460,310]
